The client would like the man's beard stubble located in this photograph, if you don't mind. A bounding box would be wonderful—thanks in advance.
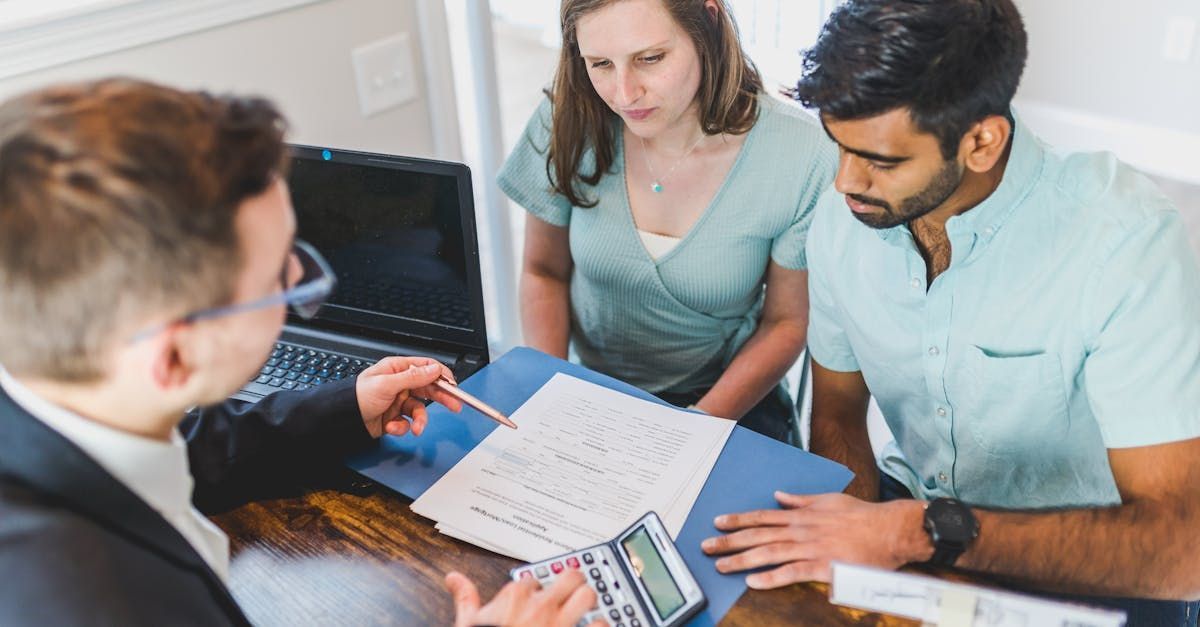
[847,159,964,230]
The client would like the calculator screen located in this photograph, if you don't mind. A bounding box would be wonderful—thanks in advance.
[621,526,686,620]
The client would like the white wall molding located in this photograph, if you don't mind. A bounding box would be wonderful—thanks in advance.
[0,0,325,81]
[1015,99,1200,187]
[414,2,463,162]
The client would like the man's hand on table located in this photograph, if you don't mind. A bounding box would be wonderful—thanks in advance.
[701,491,933,588]
[355,356,463,438]
[446,570,604,627]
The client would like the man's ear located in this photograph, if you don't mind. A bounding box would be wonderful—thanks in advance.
[149,324,193,391]
[961,115,1012,174]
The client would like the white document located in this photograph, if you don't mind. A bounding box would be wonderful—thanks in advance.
[830,562,1127,627]
[411,373,734,562]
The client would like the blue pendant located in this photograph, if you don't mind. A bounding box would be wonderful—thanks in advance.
[651,182,663,193]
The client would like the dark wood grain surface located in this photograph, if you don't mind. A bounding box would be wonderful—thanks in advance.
[209,467,920,627]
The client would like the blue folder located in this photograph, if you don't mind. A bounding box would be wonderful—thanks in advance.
[347,347,853,625]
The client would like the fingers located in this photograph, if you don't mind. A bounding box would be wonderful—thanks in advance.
[745,560,831,589]
[402,397,428,436]
[369,355,445,377]
[557,577,597,627]
[713,542,817,574]
[702,526,802,556]
[422,385,465,413]
[444,572,481,627]
[775,491,815,509]
[712,508,794,531]
[541,568,587,606]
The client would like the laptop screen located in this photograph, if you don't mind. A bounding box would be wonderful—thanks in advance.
[285,145,487,354]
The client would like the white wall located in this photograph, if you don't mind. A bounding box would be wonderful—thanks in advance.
[1013,0,1200,186]
[0,0,442,159]
[1016,0,1200,135]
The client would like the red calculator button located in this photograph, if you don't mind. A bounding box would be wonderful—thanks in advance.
[551,561,564,574]
[566,557,580,569]
[518,570,533,579]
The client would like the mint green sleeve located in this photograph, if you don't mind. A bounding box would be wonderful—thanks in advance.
[496,97,572,227]
[770,128,838,270]
[805,192,861,373]
[1083,208,1200,448]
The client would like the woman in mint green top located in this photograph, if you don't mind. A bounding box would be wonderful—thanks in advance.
[498,0,835,441]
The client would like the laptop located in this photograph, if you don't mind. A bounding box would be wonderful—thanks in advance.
[233,144,490,402]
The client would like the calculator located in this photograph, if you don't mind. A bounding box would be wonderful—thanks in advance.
[510,512,706,627]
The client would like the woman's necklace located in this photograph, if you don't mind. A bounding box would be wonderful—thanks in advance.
[639,132,706,193]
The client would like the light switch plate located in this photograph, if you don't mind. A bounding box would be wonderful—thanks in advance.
[352,32,419,117]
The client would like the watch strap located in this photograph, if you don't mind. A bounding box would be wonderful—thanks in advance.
[928,543,964,567]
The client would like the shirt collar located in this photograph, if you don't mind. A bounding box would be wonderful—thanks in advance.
[0,367,195,520]
[946,110,1045,242]
[871,110,1046,245]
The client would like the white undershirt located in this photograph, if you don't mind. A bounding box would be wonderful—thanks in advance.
[637,229,682,260]
[0,367,230,582]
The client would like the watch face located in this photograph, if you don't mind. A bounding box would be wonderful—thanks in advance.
[927,499,977,544]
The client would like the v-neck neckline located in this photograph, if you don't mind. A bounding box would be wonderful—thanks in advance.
[617,98,765,266]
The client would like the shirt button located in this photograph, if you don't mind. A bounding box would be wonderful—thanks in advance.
[910,277,921,288]
[928,346,940,356]
[938,472,948,483]
[936,407,947,417]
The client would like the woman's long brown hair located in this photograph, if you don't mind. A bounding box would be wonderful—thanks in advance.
[547,0,763,208]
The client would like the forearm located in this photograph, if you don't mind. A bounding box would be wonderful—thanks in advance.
[183,378,368,509]
[955,500,1200,599]
[697,318,806,420]
[809,404,878,501]
[520,270,570,358]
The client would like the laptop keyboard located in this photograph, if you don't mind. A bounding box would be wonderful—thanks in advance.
[336,281,473,329]
[250,342,372,393]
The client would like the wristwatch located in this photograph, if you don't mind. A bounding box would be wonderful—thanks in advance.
[922,498,979,567]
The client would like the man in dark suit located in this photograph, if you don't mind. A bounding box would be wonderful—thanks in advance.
[0,79,597,626]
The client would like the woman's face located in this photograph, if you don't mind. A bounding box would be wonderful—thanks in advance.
[575,0,706,139]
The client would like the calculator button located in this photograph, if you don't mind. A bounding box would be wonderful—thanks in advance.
[630,620,642,627]
[518,570,533,580]
[551,562,564,574]
[566,556,580,569]
[609,609,621,621]
[582,553,595,565]
[589,568,601,580]
[535,566,549,578]
[602,593,613,606]
[623,604,635,616]
[595,581,608,593]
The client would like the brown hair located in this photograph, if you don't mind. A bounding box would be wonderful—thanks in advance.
[549,0,763,207]
[0,78,288,382]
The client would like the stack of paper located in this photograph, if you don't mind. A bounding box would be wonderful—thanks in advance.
[411,373,735,562]
[830,563,1128,627]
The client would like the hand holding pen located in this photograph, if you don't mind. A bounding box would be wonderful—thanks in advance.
[355,356,465,438]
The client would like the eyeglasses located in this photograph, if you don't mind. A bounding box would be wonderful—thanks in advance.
[130,239,336,342]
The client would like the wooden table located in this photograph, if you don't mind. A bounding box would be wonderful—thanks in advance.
[210,464,920,626]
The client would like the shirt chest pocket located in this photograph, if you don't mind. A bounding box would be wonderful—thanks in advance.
[950,346,1070,455]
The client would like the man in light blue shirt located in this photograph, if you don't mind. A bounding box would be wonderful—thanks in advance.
[701,1,1200,623]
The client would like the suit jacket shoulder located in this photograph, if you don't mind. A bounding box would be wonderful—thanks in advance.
[0,389,249,626]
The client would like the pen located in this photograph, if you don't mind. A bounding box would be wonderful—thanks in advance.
[434,375,518,429]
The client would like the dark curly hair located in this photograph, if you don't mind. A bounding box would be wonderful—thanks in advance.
[791,0,1027,158]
